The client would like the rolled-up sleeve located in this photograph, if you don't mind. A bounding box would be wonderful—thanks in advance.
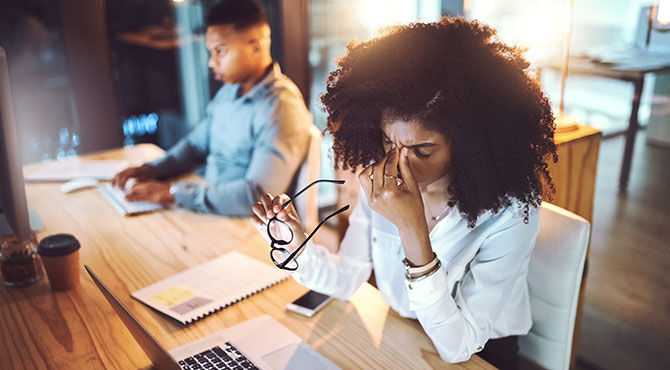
[290,191,373,300]
[408,208,540,363]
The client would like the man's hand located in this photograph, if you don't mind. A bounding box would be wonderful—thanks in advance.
[125,181,175,205]
[112,164,157,189]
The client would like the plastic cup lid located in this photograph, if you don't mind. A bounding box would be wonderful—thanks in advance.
[37,234,80,257]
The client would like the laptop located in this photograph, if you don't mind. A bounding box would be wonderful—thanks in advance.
[85,265,339,370]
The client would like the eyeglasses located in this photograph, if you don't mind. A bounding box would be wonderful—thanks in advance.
[268,179,350,271]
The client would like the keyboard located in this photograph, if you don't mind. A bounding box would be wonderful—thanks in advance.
[98,183,163,215]
[179,342,259,370]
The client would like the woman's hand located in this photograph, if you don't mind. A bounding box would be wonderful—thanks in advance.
[359,147,425,232]
[251,193,307,253]
[359,147,434,265]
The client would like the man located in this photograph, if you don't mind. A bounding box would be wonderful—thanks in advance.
[112,0,313,216]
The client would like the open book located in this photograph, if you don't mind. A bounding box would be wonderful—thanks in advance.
[132,251,290,325]
[98,183,164,216]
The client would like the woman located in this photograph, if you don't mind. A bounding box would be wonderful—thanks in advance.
[252,17,556,368]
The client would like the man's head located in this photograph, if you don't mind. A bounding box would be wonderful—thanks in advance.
[205,0,272,85]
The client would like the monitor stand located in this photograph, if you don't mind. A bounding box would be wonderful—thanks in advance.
[0,209,45,237]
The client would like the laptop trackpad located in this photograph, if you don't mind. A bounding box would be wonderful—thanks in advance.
[261,342,328,370]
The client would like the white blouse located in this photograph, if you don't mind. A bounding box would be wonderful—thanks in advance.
[291,191,540,363]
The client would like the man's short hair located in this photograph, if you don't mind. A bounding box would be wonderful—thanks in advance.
[205,0,267,30]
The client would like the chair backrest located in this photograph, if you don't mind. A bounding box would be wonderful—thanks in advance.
[519,203,590,370]
[291,124,321,231]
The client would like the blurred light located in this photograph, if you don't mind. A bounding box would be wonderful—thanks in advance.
[357,0,415,34]
[470,0,565,67]
[658,0,670,25]
[522,3,557,55]
[147,113,159,133]
[136,117,146,135]
[58,127,70,146]
[463,0,471,14]
[122,113,158,140]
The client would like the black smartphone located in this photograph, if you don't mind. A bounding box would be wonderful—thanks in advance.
[286,290,333,317]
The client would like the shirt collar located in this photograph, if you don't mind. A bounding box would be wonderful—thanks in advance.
[239,62,281,102]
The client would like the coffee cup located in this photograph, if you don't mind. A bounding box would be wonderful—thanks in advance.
[37,234,81,291]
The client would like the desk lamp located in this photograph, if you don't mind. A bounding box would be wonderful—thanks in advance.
[646,0,670,47]
[555,0,579,133]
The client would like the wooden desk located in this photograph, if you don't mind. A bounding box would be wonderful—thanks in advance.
[1,144,492,369]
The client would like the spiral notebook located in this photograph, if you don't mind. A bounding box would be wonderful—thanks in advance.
[131,251,290,325]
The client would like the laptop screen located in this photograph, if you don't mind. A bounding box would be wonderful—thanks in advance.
[85,265,181,370]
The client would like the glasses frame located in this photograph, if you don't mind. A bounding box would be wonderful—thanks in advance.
[268,179,350,271]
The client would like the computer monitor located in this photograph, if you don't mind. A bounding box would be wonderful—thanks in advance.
[0,46,33,242]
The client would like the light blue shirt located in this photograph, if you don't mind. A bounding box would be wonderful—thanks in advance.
[149,63,313,216]
[291,191,540,363]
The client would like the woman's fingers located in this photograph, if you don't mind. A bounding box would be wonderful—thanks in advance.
[252,200,269,223]
[251,213,265,228]
[273,194,292,220]
[398,147,417,189]
[372,154,389,196]
[384,147,399,178]
[272,195,283,213]
[259,193,275,219]
[358,165,373,200]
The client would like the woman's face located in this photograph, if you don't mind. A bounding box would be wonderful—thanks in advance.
[380,110,451,187]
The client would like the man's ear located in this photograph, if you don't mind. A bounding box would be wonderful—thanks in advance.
[249,39,261,53]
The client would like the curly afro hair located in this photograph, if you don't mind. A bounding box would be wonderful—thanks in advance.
[321,17,557,227]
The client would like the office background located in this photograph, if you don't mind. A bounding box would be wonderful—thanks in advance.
[0,1,668,369]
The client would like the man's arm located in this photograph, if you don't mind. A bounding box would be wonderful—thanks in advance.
[172,99,312,216]
[111,117,209,190]
[148,111,212,179]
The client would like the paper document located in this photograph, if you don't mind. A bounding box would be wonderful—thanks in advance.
[25,158,129,182]
[132,251,290,325]
[98,183,163,216]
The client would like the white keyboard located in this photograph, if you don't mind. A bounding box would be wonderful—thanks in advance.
[98,183,163,216]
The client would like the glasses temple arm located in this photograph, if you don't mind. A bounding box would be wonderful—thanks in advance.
[282,179,345,208]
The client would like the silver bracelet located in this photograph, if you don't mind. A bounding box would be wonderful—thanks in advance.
[404,258,442,282]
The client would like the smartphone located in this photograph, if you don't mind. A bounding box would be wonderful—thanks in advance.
[286,290,333,317]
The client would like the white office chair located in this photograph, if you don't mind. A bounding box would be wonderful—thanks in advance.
[519,203,590,370]
[291,124,322,231]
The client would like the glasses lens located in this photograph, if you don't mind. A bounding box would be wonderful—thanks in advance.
[271,248,298,270]
[268,218,293,244]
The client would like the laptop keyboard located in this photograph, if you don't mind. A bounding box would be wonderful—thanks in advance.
[179,342,259,370]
